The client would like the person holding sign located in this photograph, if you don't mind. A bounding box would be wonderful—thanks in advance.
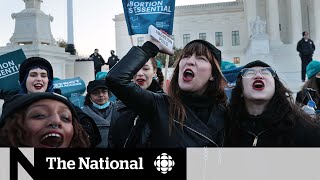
[106,37,228,148]
[0,92,90,148]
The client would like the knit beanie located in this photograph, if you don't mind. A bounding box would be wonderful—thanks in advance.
[185,39,222,66]
[19,57,54,83]
[87,80,108,94]
[95,72,108,80]
[243,60,271,69]
[306,60,320,79]
[0,92,78,128]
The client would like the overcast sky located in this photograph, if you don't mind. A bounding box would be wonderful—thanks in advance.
[0,0,234,58]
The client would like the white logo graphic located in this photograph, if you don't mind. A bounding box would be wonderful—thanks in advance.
[154,153,175,174]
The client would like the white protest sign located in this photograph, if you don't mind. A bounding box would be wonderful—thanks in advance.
[148,25,173,53]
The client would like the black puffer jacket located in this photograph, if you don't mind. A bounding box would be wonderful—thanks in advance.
[108,79,164,148]
[105,43,226,148]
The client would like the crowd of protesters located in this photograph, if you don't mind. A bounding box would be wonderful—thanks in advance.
[1,34,320,148]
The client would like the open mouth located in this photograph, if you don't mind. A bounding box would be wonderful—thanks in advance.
[34,83,43,89]
[183,69,194,81]
[40,133,63,148]
[252,80,265,90]
[136,78,145,85]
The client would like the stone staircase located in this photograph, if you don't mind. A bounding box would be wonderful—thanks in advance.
[270,44,320,98]
[270,44,302,94]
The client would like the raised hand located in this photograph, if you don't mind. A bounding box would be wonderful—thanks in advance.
[149,36,174,55]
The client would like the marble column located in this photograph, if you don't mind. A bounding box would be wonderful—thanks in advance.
[244,0,257,37]
[313,0,320,45]
[267,0,282,45]
[67,0,74,45]
[66,0,76,55]
[290,0,303,43]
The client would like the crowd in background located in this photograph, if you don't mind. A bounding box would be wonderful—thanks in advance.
[1,32,320,148]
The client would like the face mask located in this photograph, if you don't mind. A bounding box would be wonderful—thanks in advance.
[92,101,110,109]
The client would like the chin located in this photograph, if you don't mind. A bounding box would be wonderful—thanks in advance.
[178,83,188,90]
[180,87,194,92]
[34,89,45,93]
[251,97,271,101]
[142,85,148,90]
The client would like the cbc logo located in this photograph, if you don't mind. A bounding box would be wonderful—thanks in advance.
[154,153,175,174]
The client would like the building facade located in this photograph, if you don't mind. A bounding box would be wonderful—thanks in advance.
[114,0,320,92]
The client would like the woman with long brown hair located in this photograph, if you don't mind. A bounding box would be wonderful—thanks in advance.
[106,38,228,148]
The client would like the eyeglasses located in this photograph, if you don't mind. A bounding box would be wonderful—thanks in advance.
[240,67,276,78]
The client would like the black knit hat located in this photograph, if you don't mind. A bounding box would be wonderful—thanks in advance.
[243,60,271,69]
[87,80,108,94]
[19,57,54,83]
[185,39,222,65]
[0,92,78,128]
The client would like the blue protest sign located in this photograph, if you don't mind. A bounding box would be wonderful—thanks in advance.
[222,66,244,83]
[53,77,86,98]
[122,0,175,35]
[69,93,85,108]
[221,61,237,71]
[0,49,26,93]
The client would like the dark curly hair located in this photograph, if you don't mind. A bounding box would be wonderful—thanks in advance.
[0,109,90,148]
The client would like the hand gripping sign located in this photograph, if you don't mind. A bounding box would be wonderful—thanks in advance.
[148,25,174,54]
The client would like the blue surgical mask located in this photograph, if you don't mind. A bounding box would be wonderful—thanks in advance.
[92,101,110,109]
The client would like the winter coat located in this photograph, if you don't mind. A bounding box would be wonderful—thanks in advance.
[107,55,120,69]
[108,79,164,148]
[297,38,315,56]
[105,46,226,148]
[225,100,320,147]
[73,105,101,147]
[89,53,105,69]
[82,102,116,148]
